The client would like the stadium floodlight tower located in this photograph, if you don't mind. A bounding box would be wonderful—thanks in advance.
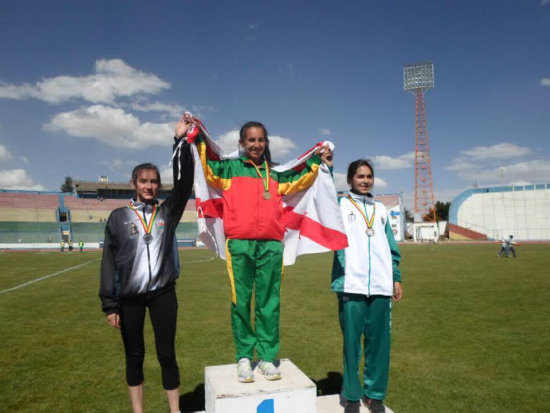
[404,61,437,223]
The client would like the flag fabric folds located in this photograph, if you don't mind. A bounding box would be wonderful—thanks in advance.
[181,121,348,265]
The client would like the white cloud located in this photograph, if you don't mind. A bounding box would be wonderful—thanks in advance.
[373,152,415,170]
[445,158,482,171]
[214,129,297,159]
[268,135,297,158]
[461,143,532,160]
[446,142,541,184]
[190,105,215,118]
[374,177,388,190]
[319,128,331,136]
[215,130,241,155]
[333,172,348,191]
[0,168,45,190]
[454,160,550,185]
[0,144,12,162]
[483,160,550,184]
[130,101,185,118]
[43,105,173,148]
[106,159,125,171]
[99,158,138,173]
[541,78,550,86]
[0,59,170,104]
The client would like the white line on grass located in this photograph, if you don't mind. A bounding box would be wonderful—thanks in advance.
[0,259,100,294]
[183,256,215,264]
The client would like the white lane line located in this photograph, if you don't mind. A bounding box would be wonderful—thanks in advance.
[183,256,215,264]
[0,259,100,294]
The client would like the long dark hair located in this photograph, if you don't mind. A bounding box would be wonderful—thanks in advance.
[347,159,374,183]
[239,121,272,165]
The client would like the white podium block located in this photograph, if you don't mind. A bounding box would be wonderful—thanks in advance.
[204,359,317,413]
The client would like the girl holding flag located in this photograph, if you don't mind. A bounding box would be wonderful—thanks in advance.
[99,116,194,413]
[186,116,334,383]
[331,159,403,413]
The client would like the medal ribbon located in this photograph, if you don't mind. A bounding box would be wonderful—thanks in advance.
[128,202,158,235]
[347,195,375,230]
[251,160,270,193]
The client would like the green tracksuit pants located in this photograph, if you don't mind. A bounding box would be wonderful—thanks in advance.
[338,293,391,402]
[225,239,283,362]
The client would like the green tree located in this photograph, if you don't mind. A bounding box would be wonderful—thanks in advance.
[60,176,74,193]
[434,201,451,221]
[404,208,414,223]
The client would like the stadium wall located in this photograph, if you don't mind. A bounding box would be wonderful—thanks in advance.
[449,184,550,240]
[0,190,200,245]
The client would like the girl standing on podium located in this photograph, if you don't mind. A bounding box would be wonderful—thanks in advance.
[188,118,332,383]
[331,159,403,413]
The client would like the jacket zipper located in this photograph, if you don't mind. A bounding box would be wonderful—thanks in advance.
[363,198,372,297]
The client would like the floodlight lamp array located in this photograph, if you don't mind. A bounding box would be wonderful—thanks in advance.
[403,62,434,91]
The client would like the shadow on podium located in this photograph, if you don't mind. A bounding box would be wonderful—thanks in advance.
[180,383,205,413]
[313,371,343,396]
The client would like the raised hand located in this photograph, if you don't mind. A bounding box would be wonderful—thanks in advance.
[175,112,198,139]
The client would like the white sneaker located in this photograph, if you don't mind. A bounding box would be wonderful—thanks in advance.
[257,360,281,381]
[237,358,254,383]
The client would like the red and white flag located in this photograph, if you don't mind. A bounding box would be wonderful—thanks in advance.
[182,120,348,265]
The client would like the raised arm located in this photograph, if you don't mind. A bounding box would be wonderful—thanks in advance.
[185,115,228,190]
[277,144,333,195]
[162,115,195,217]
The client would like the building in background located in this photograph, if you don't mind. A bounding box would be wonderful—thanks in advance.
[449,184,550,241]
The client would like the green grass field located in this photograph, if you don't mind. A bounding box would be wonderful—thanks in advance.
[1,244,549,412]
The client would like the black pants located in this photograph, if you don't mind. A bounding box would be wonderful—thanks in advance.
[120,286,180,389]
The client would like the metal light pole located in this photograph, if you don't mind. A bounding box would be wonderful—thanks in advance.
[404,61,436,222]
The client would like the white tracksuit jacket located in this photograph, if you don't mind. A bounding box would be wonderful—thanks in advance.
[331,192,401,296]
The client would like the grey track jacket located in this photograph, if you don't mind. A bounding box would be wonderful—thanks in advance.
[99,139,194,314]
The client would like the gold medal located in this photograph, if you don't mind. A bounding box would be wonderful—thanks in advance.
[251,160,271,202]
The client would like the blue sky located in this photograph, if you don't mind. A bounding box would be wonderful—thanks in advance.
[1,0,549,207]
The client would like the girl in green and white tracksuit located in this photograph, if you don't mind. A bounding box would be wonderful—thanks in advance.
[331,159,402,411]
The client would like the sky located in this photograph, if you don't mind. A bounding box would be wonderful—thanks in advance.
[0,0,549,208]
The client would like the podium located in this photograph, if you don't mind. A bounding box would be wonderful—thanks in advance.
[205,359,316,413]
[203,359,393,413]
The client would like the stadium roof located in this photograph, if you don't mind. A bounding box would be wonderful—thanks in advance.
[73,180,177,199]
